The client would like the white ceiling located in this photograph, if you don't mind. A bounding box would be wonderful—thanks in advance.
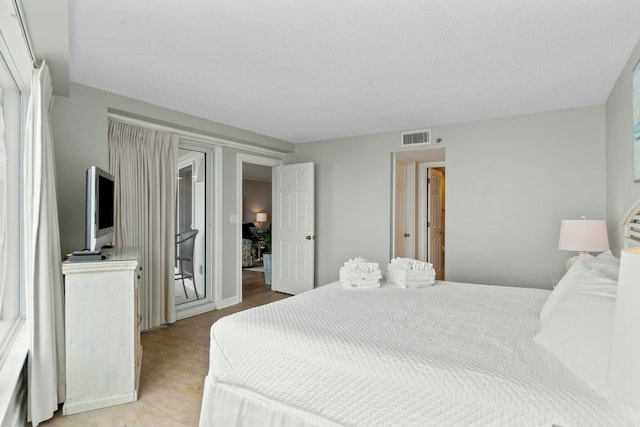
[69,1,640,143]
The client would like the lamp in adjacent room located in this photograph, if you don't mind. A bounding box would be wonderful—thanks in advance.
[256,212,268,228]
[608,247,640,412]
[558,217,609,269]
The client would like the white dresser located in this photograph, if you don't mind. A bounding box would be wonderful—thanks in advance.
[61,248,142,415]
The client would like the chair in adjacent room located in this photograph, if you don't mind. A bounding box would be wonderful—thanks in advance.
[175,229,200,300]
[242,238,254,268]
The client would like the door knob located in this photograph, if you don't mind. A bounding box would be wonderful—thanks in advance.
[404,233,410,238]
[306,235,315,240]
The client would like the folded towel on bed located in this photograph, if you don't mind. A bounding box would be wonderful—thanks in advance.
[395,277,436,289]
[387,258,436,288]
[390,269,435,281]
[389,257,434,271]
[340,257,382,288]
[387,269,436,288]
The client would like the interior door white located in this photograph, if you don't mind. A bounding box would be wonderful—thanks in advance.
[272,162,315,294]
[394,156,415,258]
[395,160,407,258]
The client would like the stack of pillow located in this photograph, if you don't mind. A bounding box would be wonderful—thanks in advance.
[386,257,436,288]
[534,250,620,402]
[339,257,382,289]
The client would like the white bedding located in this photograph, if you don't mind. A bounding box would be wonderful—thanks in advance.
[200,281,632,426]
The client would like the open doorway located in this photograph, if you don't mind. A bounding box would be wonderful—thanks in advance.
[241,163,272,297]
[236,154,282,302]
[392,148,446,279]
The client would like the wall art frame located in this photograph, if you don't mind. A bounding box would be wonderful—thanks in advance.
[633,58,640,182]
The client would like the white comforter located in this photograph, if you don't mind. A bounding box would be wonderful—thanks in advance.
[201,281,631,426]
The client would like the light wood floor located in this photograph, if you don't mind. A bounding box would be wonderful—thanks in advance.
[42,270,289,427]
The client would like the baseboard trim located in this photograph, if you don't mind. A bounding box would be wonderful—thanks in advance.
[217,296,240,309]
[175,300,216,321]
[62,390,137,416]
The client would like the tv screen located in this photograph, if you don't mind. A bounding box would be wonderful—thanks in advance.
[85,166,115,251]
[97,175,114,229]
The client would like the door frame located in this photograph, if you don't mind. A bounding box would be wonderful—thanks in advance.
[175,140,221,320]
[417,162,445,261]
[236,154,283,303]
[175,152,199,297]
[392,155,416,259]
[390,149,446,264]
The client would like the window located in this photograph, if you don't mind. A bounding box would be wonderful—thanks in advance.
[0,0,33,368]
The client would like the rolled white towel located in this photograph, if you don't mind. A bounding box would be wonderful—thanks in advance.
[339,257,382,288]
[389,257,433,271]
[387,267,436,288]
[339,267,382,282]
[386,266,434,287]
[386,266,435,279]
[348,262,381,275]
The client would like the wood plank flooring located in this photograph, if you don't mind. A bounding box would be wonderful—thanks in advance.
[42,270,289,427]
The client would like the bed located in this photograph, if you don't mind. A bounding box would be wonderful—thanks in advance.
[199,204,640,427]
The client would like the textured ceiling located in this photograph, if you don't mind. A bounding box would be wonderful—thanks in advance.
[70,0,640,143]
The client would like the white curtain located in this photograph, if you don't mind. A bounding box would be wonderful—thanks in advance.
[108,119,177,330]
[0,89,6,311]
[23,61,65,426]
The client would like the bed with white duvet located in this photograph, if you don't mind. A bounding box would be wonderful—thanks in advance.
[199,269,638,426]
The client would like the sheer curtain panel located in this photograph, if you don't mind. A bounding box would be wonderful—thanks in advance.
[23,61,65,426]
[0,89,6,311]
[108,120,177,330]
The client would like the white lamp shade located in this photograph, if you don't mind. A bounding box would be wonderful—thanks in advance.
[256,212,268,223]
[608,247,640,410]
[558,219,609,252]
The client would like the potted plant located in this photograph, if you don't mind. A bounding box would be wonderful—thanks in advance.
[262,224,273,285]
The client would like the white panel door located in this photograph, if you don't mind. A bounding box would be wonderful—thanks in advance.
[272,162,315,294]
[394,156,415,258]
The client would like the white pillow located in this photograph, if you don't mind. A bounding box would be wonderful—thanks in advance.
[582,250,620,281]
[534,268,617,397]
[540,255,594,321]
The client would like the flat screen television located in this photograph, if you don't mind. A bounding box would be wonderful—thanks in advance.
[85,166,115,251]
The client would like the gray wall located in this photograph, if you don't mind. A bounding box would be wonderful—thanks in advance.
[288,106,607,289]
[606,37,640,254]
[53,62,639,300]
[52,83,293,302]
[242,180,273,227]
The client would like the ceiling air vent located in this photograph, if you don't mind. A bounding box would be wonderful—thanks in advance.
[401,129,431,147]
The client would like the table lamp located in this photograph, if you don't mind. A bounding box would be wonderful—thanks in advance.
[558,217,609,269]
[256,212,267,228]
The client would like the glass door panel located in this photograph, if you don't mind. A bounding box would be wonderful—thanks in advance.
[175,149,206,305]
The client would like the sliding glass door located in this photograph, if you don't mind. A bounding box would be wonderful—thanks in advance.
[175,149,207,306]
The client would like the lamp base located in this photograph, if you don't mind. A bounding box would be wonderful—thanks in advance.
[566,251,590,271]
